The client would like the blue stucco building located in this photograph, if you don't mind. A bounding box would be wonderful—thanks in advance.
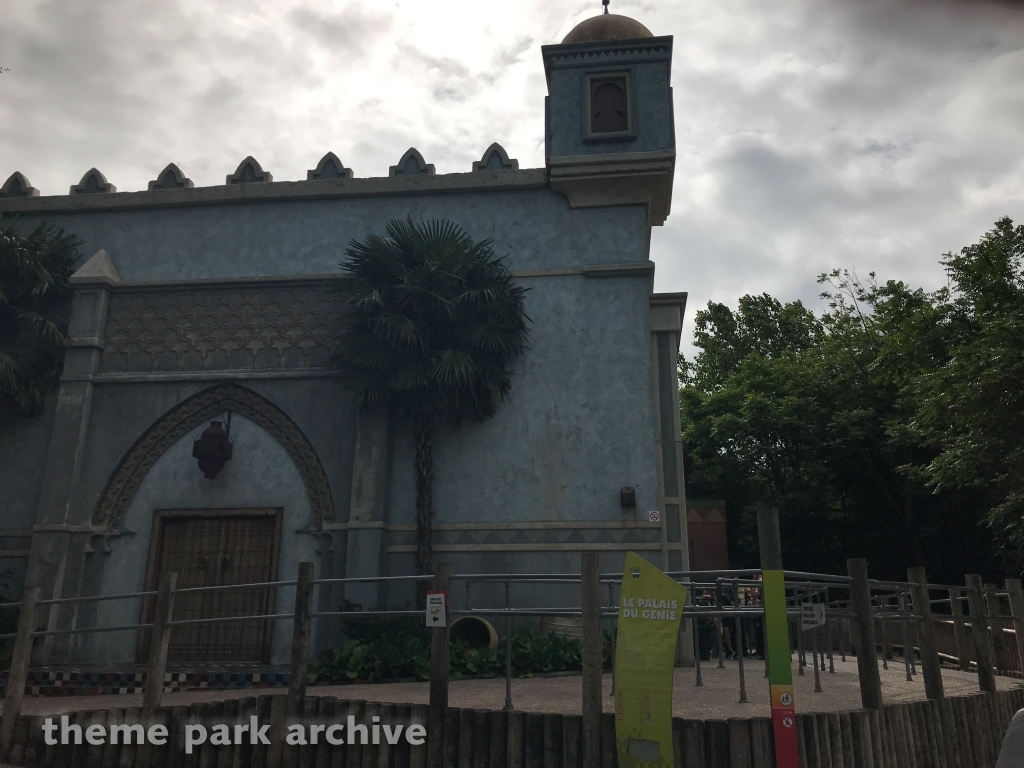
[0,12,692,665]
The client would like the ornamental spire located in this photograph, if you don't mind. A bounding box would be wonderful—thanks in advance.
[603,0,609,13]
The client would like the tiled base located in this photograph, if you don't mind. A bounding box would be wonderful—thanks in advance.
[0,666,290,697]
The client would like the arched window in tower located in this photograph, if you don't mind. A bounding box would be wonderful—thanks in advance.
[589,74,629,134]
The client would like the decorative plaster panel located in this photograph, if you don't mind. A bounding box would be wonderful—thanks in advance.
[100,285,344,373]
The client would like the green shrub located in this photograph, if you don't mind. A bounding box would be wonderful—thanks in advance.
[311,611,596,684]
[311,601,430,684]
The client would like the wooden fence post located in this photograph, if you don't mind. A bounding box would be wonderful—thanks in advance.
[282,562,314,768]
[581,552,602,768]
[288,562,314,711]
[142,571,176,719]
[427,563,452,768]
[0,587,39,761]
[848,559,883,711]
[1005,579,1024,674]
[949,587,972,671]
[908,567,944,700]
[965,574,997,693]
[984,584,1008,672]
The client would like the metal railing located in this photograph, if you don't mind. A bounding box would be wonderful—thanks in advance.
[1,558,1021,763]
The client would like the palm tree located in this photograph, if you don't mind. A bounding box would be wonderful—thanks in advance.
[330,218,529,583]
[0,219,81,421]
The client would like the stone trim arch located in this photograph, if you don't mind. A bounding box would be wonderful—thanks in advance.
[389,148,434,177]
[472,143,519,172]
[226,156,273,184]
[148,163,194,190]
[93,383,334,529]
[307,152,354,180]
[1,171,39,198]
[71,168,116,195]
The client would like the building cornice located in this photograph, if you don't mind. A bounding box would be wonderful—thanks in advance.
[0,168,550,215]
[541,36,673,77]
[548,150,675,226]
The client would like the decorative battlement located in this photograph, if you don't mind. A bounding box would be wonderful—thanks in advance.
[0,144,521,205]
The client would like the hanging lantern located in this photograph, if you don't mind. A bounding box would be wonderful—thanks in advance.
[192,420,233,479]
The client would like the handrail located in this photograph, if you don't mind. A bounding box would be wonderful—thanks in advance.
[313,575,432,585]
[37,591,156,607]
[172,580,297,594]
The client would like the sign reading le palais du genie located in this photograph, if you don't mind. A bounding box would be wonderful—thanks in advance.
[614,551,689,768]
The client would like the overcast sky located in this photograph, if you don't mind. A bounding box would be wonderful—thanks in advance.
[2,0,1023,358]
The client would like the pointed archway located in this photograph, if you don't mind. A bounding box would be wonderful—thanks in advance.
[92,383,334,529]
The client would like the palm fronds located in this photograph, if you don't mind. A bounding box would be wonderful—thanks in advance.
[0,218,81,420]
[329,217,530,430]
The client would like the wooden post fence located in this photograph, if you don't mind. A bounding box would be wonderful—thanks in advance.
[984,583,1006,673]
[1005,578,1024,674]
[908,566,944,700]
[0,587,39,762]
[142,571,176,719]
[288,563,314,708]
[581,552,602,768]
[949,587,972,671]
[966,574,997,693]
[427,563,451,768]
[282,562,314,768]
[848,559,883,712]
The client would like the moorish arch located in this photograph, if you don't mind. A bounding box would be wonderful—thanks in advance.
[92,383,334,530]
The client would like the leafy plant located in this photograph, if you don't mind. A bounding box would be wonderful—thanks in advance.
[329,219,529,587]
[508,628,583,677]
[311,620,592,685]
[0,218,81,421]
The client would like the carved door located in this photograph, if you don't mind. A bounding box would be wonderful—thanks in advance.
[143,509,281,663]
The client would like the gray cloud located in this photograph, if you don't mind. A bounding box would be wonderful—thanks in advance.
[1,0,1023,362]
[288,3,393,56]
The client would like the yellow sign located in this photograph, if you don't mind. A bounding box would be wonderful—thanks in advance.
[614,551,689,768]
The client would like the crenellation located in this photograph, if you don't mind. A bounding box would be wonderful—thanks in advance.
[70,168,116,194]
[472,143,519,172]
[389,147,435,177]
[0,171,40,198]
[225,155,272,184]
[0,143,528,199]
[147,163,194,191]
[307,152,354,180]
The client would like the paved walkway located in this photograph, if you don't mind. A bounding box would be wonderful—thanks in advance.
[2,658,1020,720]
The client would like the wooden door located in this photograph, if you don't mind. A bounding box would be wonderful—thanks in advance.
[142,509,281,663]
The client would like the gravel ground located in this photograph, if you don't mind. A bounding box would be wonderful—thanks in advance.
[3,657,1020,720]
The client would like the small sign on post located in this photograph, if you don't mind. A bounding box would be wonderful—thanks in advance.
[426,591,447,627]
[801,602,826,630]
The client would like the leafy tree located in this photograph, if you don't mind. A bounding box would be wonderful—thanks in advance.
[680,219,1022,581]
[330,219,529,584]
[903,217,1024,543]
[0,219,81,422]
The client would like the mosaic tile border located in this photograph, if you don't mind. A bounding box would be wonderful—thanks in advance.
[0,667,290,698]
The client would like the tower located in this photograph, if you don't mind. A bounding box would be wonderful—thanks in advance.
[542,13,675,227]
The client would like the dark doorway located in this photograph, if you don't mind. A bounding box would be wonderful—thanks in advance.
[139,509,281,663]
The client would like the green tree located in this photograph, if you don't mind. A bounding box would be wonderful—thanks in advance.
[680,221,1020,581]
[0,219,81,421]
[904,217,1024,543]
[330,219,529,582]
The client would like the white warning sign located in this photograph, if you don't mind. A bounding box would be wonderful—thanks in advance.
[426,591,447,628]
[801,602,826,630]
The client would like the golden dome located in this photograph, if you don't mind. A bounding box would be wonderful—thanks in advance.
[561,14,653,45]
